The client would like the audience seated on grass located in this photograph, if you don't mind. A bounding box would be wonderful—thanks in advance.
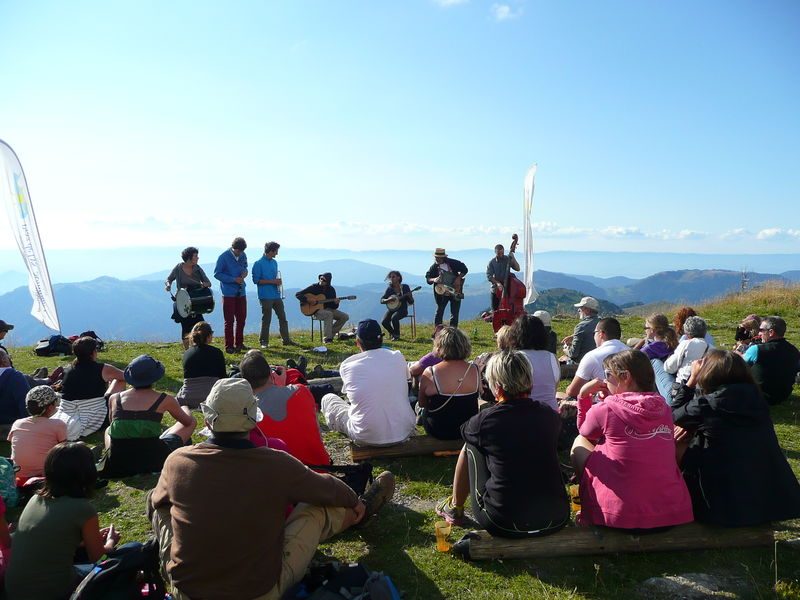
[0,349,29,429]
[742,316,800,405]
[532,310,558,354]
[239,349,331,465]
[5,442,122,600]
[674,306,715,346]
[509,314,559,411]
[321,319,416,446]
[664,316,710,387]
[673,349,800,526]
[99,355,195,478]
[56,336,126,439]
[564,318,628,399]
[147,378,396,600]
[8,386,67,485]
[571,350,693,531]
[436,350,569,538]
[418,326,480,440]
[176,322,227,409]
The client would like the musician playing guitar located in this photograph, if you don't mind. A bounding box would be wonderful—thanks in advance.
[425,248,468,328]
[486,238,520,312]
[380,270,418,341]
[295,272,350,343]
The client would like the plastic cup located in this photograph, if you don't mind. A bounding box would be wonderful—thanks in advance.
[569,484,581,513]
[434,520,452,552]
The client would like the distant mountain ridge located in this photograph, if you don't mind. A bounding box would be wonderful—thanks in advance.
[0,263,791,344]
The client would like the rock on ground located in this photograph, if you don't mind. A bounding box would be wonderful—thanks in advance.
[638,572,752,599]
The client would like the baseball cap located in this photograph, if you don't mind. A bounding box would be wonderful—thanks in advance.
[201,378,260,433]
[0,320,14,332]
[574,297,600,311]
[357,319,383,343]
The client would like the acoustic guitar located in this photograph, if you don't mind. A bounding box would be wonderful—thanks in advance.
[300,293,357,316]
[382,286,421,311]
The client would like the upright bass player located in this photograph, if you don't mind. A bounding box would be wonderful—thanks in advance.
[486,238,520,312]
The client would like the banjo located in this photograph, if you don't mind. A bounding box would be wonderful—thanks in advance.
[382,286,421,311]
[434,271,464,297]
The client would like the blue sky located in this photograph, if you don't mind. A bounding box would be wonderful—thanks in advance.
[1,0,798,256]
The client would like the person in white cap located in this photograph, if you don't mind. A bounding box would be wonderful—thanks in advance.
[148,377,395,600]
[560,297,601,364]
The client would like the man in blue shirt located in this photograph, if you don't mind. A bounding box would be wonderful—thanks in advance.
[252,241,295,348]
[214,237,249,353]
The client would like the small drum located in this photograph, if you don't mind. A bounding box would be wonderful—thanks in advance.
[175,288,215,318]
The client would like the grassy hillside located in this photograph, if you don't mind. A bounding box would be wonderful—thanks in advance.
[5,286,800,599]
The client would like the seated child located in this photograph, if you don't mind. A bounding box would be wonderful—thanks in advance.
[5,442,121,599]
[8,386,67,484]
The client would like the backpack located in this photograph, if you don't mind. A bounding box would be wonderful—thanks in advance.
[0,457,19,508]
[70,539,166,600]
[79,330,106,351]
[284,561,402,600]
[34,334,73,357]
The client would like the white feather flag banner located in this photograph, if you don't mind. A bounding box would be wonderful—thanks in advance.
[523,163,538,305]
[1,140,61,331]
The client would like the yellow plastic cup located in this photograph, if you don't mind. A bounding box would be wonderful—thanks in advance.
[434,520,452,552]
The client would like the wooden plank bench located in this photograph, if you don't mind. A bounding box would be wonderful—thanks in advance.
[350,435,463,461]
[451,522,775,560]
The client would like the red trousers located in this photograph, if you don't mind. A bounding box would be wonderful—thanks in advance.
[222,296,247,349]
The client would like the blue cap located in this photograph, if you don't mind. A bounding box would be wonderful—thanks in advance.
[357,319,383,342]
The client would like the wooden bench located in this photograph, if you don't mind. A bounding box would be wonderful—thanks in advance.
[451,522,774,560]
[350,435,463,461]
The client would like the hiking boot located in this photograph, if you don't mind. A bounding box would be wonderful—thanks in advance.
[225,347,237,354]
[308,364,326,379]
[236,345,251,352]
[283,339,297,346]
[260,344,269,349]
[32,367,48,378]
[358,471,395,526]
[435,496,465,527]
[296,355,308,377]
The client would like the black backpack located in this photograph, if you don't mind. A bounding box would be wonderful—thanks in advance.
[34,334,73,357]
[69,539,166,600]
[79,330,106,351]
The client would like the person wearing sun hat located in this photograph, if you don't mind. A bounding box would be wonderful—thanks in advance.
[98,355,196,478]
[560,296,601,366]
[148,377,396,600]
[8,386,67,481]
[425,248,469,328]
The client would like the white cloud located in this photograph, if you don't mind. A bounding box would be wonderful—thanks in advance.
[721,228,750,240]
[491,3,522,21]
[756,228,800,240]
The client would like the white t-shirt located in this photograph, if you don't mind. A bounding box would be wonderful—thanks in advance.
[340,348,416,445]
[520,349,559,411]
[575,339,629,382]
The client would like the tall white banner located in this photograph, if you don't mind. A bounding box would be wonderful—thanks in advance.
[523,163,538,305]
[0,140,61,331]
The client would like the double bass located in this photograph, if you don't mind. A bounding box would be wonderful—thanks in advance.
[492,234,526,333]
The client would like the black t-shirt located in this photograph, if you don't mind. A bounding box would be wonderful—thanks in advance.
[61,361,107,400]
[460,397,568,522]
[182,344,227,379]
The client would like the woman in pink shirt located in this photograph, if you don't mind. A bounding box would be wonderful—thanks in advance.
[8,386,67,484]
[570,349,693,531]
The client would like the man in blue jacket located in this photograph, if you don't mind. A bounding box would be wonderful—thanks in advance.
[252,241,295,348]
[215,237,249,353]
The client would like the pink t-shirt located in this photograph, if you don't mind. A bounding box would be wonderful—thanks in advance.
[8,417,68,479]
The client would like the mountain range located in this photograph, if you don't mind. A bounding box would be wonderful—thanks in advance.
[0,254,794,344]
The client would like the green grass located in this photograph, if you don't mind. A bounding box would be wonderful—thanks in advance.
[5,289,800,599]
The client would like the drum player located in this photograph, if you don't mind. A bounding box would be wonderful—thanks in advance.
[165,246,213,348]
[425,248,468,329]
